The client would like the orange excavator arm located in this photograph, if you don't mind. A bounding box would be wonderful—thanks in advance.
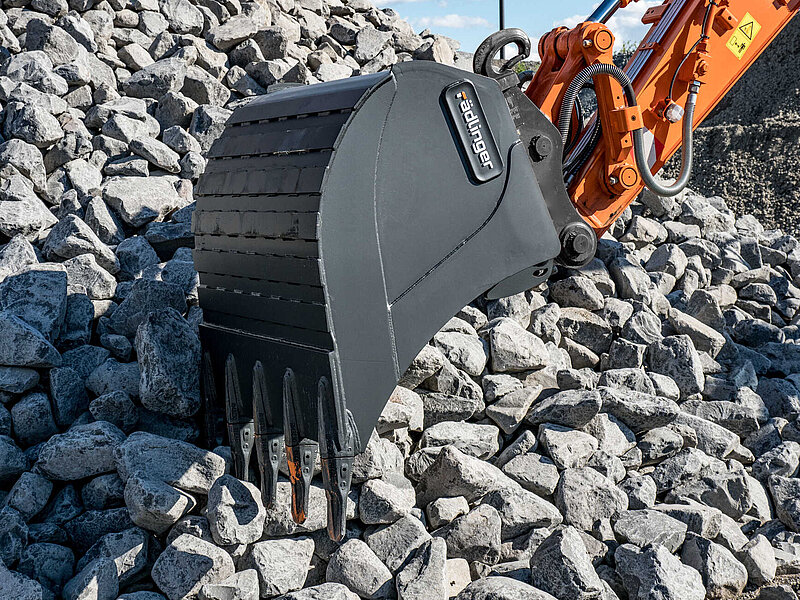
[526,0,799,236]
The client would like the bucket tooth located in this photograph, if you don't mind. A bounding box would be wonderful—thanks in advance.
[225,355,254,482]
[252,361,282,509]
[318,377,357,541]
[283,369,318,524]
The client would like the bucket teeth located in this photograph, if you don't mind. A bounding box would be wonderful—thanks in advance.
[318,377,357,542]
[224,355,254,482]
[286,440,318,525]
[283,368,318,525]
[252,361,282,509]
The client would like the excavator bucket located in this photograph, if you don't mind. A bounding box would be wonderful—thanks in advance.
[193,60,585,540]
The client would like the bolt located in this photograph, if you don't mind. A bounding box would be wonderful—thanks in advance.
[583,39,593,47]
[530,135,552,161]
[609,176,619,186]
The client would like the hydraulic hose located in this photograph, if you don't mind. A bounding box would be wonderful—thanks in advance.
[633,82,699,197]
[558,63,698,198]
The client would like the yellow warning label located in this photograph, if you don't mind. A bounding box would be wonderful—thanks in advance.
[726,12,762,60]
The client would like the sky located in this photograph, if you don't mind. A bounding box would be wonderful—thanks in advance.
[376,0,663,55]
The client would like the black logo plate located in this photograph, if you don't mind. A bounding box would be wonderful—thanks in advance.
[443,80,504,184]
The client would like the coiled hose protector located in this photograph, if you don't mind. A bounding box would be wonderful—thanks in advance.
[558,63,697,198]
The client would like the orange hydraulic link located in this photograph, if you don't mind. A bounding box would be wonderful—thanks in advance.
[532,0,799,237]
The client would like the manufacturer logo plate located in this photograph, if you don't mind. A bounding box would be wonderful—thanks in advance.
[443,80,504,184]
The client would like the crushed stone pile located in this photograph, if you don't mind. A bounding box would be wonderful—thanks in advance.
[2,0,800,598]
[677,15,800,233]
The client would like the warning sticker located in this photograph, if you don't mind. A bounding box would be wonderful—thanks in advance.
[726,12,762,60]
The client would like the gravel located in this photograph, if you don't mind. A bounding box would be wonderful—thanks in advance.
[0,0,798,598]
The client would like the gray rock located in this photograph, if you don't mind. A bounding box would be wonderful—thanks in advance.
[0,176,58,240]
[36,421,126,480]
[486,386,540,434]
[615,543,705,600]
[11,392,58,447]
[80,473,125,511]
[62,509,133,554]
[364,513,431,574]
[667,464,752,520]
[433,504,502,565]
[85,198,124,246]
[116,236,160,281]
[753,441,800,481]
[102,176,182,228]
[136,308,200,418]
[420,392,483,428]
[49,366,89,427]
[87,359,140,398]
[486,318,548,373]
[681,533,747,599]
[199,569,259,600]
[151,534,235,600]
[377,387,423,434]
[647,335,704,397]
[769,476,800,532]
[0,560,52,600]
[89,391,138,433]
[122,57,187,99]
[111,279,187,338]
[395,537,448,600]
[62,254,117,300]
[555,467,629,532]
[638,426,684,465]
[529,527,604,600]
[3,103,64,149]
[526,389,602,429]
[5,472,53,522]
[550,276,605,311]
[359,471,416,525]
[206,474,266,545]
[558,307,613,355]
[758,378,800,421]
[130,137,181,173]
[582,412,637,457]
[454,577,558,600]
[0,268,67,342]
[736,534,777,587]
[352,433,404,483]
[598,387,680,434]
[115,431,227,495]
[0,505,28,566]
[242,537,314,598]
[432,331,487,377]
[654,503,724,538]
[415,445,517,506]
[17,542,74,595]
[502,453,560,497]
[189,104,232,153]
[613,509,687,552]
[419,421,500,460]
[327,539,394,600]
[673,412,739,460]
[63,557,118,600]
[124,476,196,534]
[426,497,469,529]
[482,485,562,540]
[618,475,657,510]
[277,583,359,600]
[539,424,598,470]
